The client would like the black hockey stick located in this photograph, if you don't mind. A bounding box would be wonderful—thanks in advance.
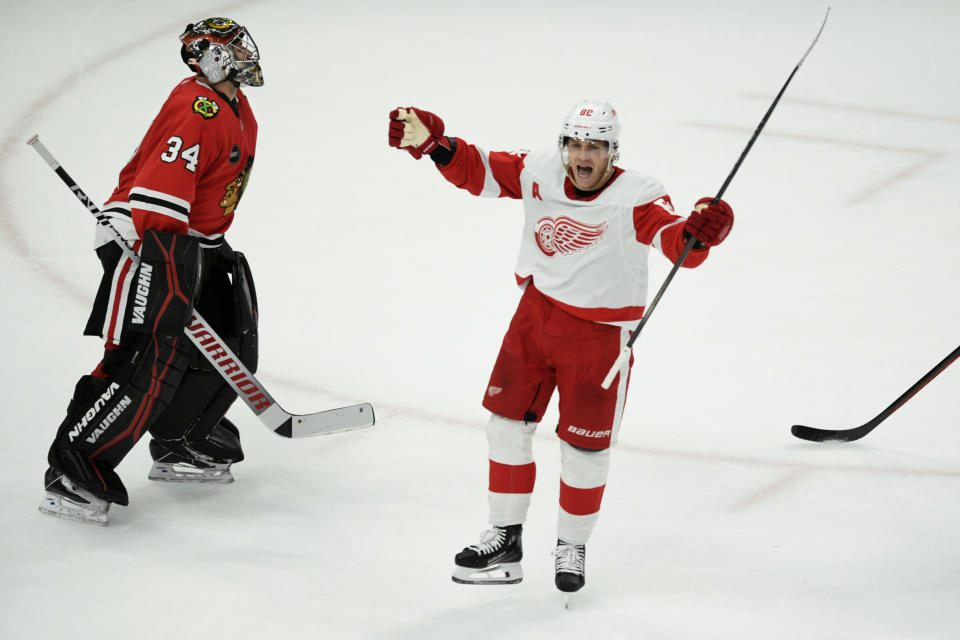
[791,344,960,442]
[26,134,375,439]
[601,8,830,390]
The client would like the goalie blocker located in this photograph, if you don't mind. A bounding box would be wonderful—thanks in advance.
[45,229,259,506]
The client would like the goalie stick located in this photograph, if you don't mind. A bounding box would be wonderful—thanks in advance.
[601,8,830,390]
[791,344,960,443]
[26,134,374,439]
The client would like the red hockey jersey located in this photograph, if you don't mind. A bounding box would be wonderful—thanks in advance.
[98,76,258,248]
[93,76,258,345]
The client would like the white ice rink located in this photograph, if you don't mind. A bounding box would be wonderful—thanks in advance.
[1,1,958,638]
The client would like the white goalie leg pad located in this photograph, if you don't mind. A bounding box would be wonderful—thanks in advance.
[148,461,234,484]
[452,562,524,585]
[39,477,110,526]
[557,442,611,545]
[487,415,537,526]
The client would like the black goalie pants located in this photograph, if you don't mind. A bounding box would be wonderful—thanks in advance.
[46,239,258,505]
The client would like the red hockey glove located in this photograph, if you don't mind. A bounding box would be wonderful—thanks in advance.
[684,197,734,247]
[388,107,446,160]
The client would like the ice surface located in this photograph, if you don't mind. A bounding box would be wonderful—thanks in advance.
[1,1,958,638]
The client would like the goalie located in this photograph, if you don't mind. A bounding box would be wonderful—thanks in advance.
[40,17,263,526]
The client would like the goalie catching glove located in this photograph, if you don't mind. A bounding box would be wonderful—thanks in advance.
[388,107,448,159]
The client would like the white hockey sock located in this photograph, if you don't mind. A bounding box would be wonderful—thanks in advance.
[557,442,611,544]
[486,414,537,526]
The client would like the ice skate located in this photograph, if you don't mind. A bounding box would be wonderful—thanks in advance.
[147,438,235,484]
[554,539,586,607]
[147,419,242,484]
[148,459,234,483]
[452,524,523,585]
[39,469,110,526]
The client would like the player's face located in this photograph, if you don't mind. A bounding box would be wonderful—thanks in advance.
[565,138,611,191]
[231,41,251,61]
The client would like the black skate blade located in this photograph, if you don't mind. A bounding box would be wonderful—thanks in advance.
[451,562,523,585]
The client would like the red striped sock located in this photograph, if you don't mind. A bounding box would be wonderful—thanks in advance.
[489,460,536,494]
[559,480,606,516]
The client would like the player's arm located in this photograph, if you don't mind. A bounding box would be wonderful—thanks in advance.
[633,195,734,267]
[129,111,219,238]
[388,106,525,198]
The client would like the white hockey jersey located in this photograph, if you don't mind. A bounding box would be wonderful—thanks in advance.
[437,139,710,325]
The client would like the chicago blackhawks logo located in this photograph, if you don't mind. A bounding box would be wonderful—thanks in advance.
[219,156,254,216]
[193,96,220,119]
[202,17,237,31]
[534,216,608,257]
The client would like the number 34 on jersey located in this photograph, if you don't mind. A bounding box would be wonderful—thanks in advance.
[103,76,259,240]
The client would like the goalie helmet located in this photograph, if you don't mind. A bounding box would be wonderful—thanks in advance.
[179,17,263,87]
[558,100,621,172]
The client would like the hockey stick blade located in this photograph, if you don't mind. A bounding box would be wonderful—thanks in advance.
[272,402,376,439]
[184,313,375,438]
[791,344,960,443]
[790,422,877,443]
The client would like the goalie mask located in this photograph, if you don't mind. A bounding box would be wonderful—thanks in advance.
[558,100,620,179]
[180,17,263,87]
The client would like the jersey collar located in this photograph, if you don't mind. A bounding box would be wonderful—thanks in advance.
[192,78,241,116]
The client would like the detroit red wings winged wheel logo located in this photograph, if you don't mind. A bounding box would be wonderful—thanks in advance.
[535,216,608,257]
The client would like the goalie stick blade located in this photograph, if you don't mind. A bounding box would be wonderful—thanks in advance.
[272,403,375,439]
[790,423,875,443]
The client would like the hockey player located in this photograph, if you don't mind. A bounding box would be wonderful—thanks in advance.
[388,102,734,593]
[40,17,264,526]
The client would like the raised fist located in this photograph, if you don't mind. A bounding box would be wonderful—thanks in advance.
[685,197,734,247]
[388,107,445,159]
